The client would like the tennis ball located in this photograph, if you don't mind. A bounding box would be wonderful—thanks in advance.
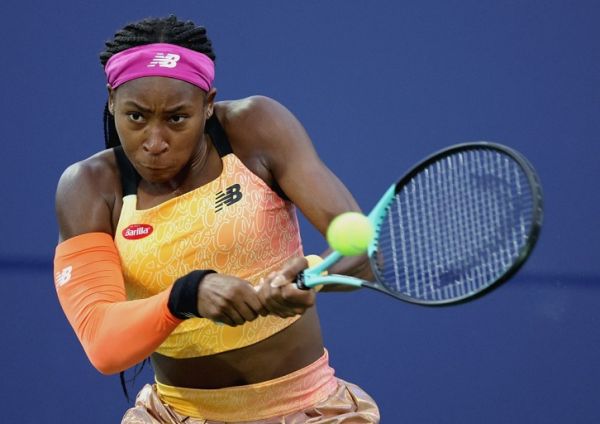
[326,212,374,256]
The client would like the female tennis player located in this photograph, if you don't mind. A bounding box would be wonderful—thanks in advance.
[53,15,380,423]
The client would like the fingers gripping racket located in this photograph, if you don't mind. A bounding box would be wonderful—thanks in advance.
[296,142,543,305]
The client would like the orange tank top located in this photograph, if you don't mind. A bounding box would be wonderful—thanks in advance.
[113,116,303,358]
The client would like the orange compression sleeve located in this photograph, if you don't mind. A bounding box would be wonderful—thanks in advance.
[53,232,182,375]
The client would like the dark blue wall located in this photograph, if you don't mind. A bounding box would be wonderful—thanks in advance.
[2,1,599,422]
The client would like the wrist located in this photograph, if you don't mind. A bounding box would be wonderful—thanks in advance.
[167,270,216,319]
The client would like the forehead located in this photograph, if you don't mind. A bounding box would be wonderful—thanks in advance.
[114,76,206,105]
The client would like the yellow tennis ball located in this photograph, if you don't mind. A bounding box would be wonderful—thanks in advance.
[326,212,374,256]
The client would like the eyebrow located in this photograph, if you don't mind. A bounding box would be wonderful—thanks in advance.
[122,101,192,114]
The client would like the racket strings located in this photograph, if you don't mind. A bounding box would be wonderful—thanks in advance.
[374,149,535,302]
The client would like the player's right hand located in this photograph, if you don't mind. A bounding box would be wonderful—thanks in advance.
[196,274,268,326]
[255,256,315,318]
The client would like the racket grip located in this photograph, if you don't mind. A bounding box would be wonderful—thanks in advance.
[294,272,309,290]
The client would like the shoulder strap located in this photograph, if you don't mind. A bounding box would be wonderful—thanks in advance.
[204,114,233,157]
[113,146,140,196]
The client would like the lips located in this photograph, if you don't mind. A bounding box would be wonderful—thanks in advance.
[142,163,169,171]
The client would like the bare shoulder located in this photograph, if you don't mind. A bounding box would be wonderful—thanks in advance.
[214,96,318,189]
[217,95,285,123]
[216,96,310,150]
[57,150,119,193]
[55,150,121,241]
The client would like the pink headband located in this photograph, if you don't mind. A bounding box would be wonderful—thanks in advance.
[104,43,214,91]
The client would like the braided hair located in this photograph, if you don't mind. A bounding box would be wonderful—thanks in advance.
[100,15,216,149]
[99,16,215,400]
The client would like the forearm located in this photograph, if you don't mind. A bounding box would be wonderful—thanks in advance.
[54,232,182,374]
[317,250,373,292]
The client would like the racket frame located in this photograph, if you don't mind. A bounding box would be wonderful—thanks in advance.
[298,142,544,305]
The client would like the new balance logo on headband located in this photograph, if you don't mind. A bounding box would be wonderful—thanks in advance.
[148,53,181,68]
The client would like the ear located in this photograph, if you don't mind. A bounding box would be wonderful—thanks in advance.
[204,87,217,118]
[107,84,116,115]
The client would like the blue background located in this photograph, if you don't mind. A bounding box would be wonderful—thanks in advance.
[1,1,599,422]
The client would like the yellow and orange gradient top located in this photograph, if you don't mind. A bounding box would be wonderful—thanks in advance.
[115,153,304,358]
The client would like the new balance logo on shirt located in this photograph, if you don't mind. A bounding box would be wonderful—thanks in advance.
[148,53,181,68]
[216,184,243,212]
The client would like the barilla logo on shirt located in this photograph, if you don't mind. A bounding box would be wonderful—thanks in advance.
[122,224,154,240]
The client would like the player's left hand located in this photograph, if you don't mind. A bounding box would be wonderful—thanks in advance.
[255,256,315,318]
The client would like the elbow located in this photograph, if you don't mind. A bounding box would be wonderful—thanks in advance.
[89,356,124,376]
[85,345,127,375]
[93,362,122,376]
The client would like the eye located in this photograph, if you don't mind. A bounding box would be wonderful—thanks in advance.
[169,115,188,124]
[127,112,145,123]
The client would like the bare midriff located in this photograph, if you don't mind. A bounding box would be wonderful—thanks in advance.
[151,307,324,389]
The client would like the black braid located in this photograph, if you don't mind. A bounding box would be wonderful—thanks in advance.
[99,15,216,148]
[102,102,119,149]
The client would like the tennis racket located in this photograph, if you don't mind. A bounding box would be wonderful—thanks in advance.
[296,142,543,305]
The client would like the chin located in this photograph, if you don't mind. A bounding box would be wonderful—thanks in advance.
[140,168,174,183]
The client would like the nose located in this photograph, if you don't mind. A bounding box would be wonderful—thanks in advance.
[143,125,168,155]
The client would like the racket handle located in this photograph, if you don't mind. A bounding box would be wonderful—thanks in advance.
[295,272,309,290]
